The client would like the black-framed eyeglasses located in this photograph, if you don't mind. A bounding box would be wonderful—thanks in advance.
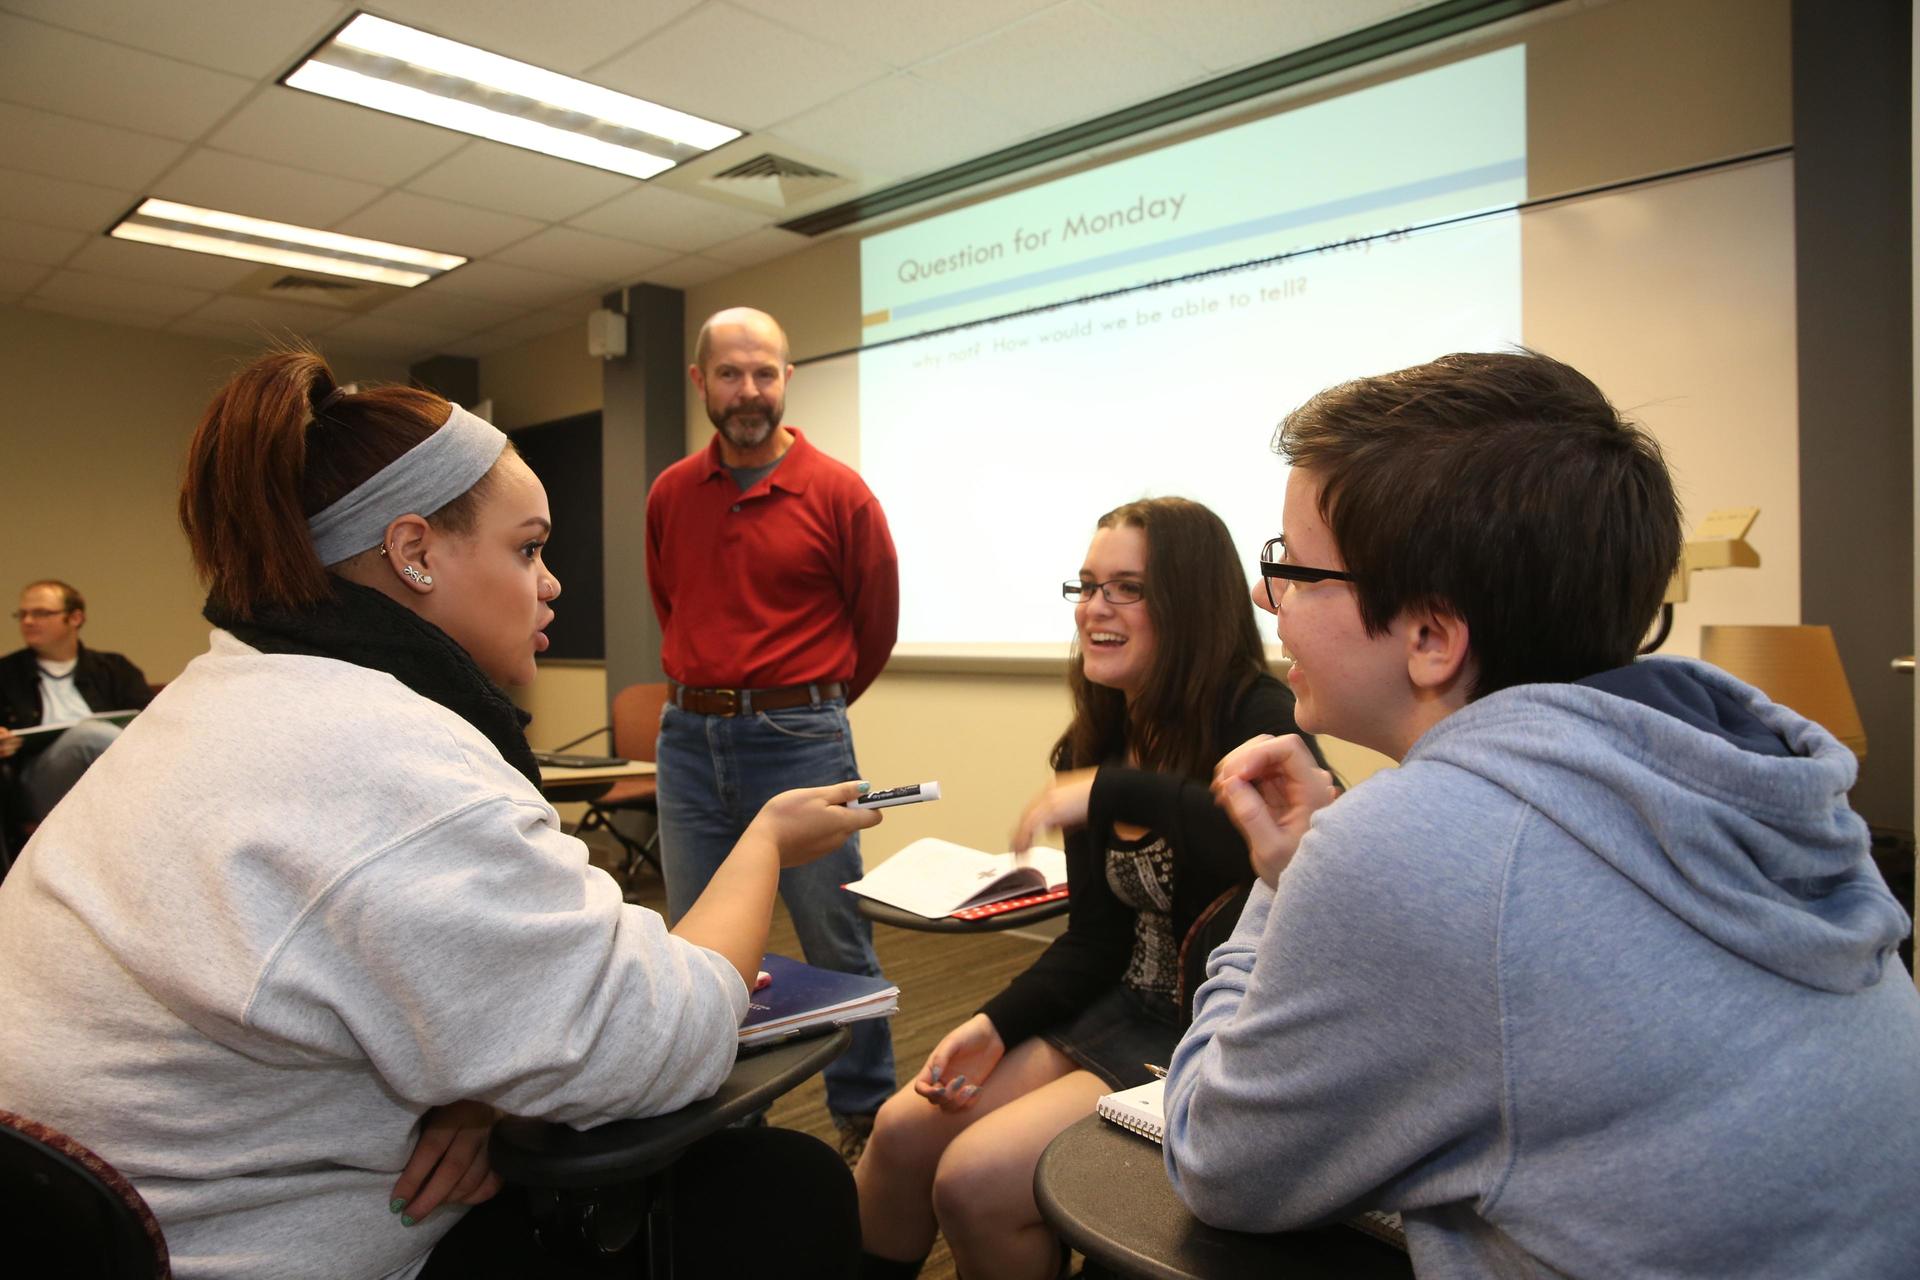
[10,608,73,622]
[1062,578,1146,605]
[1258,536,1357,607]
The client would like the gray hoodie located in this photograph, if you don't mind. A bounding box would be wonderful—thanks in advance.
[1165,657,1920,1278]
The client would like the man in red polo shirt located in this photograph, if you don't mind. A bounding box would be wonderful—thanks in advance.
[646,306,899,1159]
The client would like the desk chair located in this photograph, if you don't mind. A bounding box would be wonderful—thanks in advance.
[573,682,670,886]
[0,1109,170,1278]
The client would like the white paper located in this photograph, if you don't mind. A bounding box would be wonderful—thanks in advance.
[844,837,1068,918]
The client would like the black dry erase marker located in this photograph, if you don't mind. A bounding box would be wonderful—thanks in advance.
[846,781,942,810]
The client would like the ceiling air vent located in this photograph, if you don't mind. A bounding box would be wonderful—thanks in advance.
[697,152,848,211]
[237,266,405,313]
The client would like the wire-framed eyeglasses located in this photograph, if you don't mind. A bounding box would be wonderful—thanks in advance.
[1062,578,1146,605]
[10,608,74,622]
[1258,536,1358,608]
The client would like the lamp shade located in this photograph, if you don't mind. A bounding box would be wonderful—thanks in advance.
[1699,625,1867,759]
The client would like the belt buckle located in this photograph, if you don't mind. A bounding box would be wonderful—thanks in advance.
[713,688,740,716]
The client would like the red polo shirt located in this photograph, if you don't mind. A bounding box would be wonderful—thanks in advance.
[645,428,899,701]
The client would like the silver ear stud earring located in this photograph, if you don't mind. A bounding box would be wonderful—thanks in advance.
[403,564,434,586]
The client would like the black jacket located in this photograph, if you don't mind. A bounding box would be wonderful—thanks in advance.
[980,673,1321,1045]
[0,643,153,757]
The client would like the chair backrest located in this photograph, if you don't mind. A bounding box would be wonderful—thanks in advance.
[609,683,671,763]
[1179,881,1254,1026]
[0,1109,170,1278]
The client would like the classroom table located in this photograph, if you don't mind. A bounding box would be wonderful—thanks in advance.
[1034,1115,1414,1280]
[853,893,1069,934]
[536,759,655,805]
[490,1027,849,1267]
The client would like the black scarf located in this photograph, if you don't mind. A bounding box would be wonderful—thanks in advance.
[205,580,542,790]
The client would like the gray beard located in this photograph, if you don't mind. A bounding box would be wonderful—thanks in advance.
[716,409,776,451]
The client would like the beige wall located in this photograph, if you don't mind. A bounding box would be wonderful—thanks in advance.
[0,307,405,680]
[479,319,600,432]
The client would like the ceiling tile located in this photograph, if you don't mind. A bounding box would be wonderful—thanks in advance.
[335,191,544,259]
[913,1,1206,134]
[592,2,888,131]
[727,0,1057,69]
[205,89,469,187]
[566,181,769,252]
[0,0,341,78]
[24,295,175,331]
[326,312,475,351]
[0,260,55,295]
[776,72,1033,184]
[434,329,535,358]
[363,288,525,332]
[158,149,388,226]
[637,254,734,289]
[0,168,136,232]
[1090,0,1436,73]
[166,314,268,345]
[32,268,212,317]
[406,142,638,223]
[0,101,186,189]
[0,14,256,141]
[491,226,678,284]
[188,294,352,334]
[375,0,703,74]
[421,261,588,308]
[486,307,588,342]
[701,226,810,267]
[65,235,261,291]
[0,217,89,267]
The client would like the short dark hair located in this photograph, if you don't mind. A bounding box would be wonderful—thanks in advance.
[1277,350,1680,698]
[21,580,84,613]
[1056,497,1270,779]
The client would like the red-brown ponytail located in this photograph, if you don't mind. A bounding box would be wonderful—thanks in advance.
[179,345,459,618]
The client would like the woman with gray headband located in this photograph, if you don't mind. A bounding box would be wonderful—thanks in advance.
[0,347,871,1278]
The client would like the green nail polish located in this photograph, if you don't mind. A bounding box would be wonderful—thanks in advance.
[401,1214,417,1228]
[855,780,871,794]
[389,1198,405,1214]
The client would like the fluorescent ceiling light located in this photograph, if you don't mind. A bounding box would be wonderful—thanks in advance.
[109,198,465,288]
[285,12,742,178]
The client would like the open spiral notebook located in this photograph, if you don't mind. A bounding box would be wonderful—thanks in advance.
[1097,1079,1408,1253]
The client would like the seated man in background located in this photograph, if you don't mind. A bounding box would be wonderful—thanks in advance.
[1166,351,1920,1277]
[0,580,152,825]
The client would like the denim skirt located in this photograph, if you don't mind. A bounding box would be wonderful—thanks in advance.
[1040,983,1182,1090]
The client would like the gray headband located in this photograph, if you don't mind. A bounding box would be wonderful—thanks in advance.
[307,403,509,565]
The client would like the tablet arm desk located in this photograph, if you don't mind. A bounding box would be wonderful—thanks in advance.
[489,1028,849,1270]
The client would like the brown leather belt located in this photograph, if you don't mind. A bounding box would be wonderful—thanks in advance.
[669,680,846,717]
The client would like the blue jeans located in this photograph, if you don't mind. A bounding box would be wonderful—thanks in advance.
[19,720,121,822]
[656,696,896,1120]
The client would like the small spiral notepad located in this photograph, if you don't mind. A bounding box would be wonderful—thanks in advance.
[1095,1078,1167,1141]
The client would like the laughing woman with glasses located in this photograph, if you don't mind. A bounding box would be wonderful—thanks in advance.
[854,496,1326,1280]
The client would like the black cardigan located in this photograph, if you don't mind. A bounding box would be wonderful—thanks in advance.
[979,672,1320,1047]
[0,643,153,759]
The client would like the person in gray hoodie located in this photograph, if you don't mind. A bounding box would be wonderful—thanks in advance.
[1166,350,1920,1278]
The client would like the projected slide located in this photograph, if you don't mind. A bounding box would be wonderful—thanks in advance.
[857,49,1526,648]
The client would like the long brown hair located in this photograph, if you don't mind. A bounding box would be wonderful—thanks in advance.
[179,346,497,619]
[1053,497,1269,780]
